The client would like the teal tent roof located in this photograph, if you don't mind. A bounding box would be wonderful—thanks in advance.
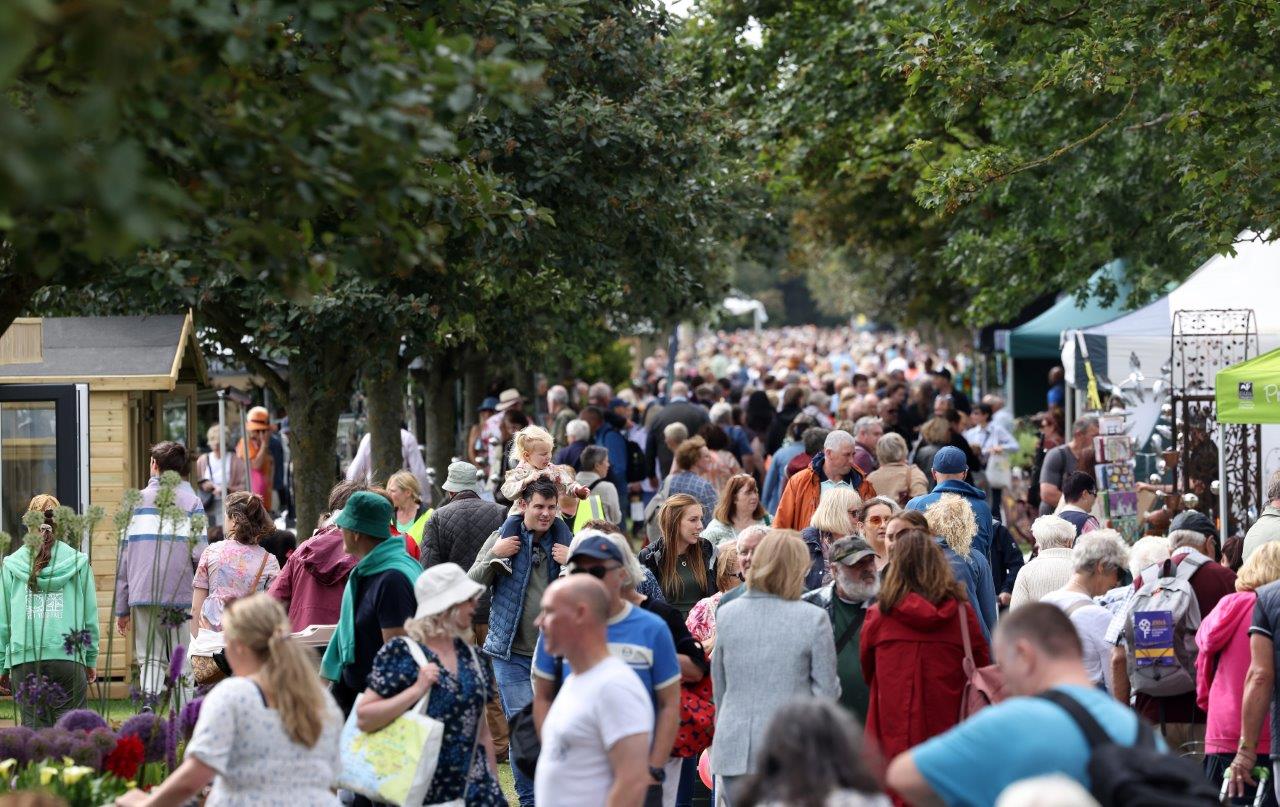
[1006,260,1133,359]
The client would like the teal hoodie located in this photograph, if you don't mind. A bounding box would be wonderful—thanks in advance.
[0,542,100,671]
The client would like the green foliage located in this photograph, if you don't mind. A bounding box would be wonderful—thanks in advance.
[688,0,1280,325]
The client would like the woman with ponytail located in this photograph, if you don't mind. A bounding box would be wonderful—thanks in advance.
[191,492,280,637]
[0,494,99,727]
[116,593,342,806]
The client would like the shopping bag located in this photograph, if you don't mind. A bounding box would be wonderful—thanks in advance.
[337,638,447,806]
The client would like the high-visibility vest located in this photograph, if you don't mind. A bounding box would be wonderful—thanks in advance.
[572,496,604,532]
[409,508,434,546]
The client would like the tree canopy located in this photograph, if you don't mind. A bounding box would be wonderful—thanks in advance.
[687,0,1280,325]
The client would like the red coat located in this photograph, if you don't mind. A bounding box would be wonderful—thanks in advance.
[860,593,990,767]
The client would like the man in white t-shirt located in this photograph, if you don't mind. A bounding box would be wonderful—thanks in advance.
[1039,531,1130,691]
[534,575,653,807]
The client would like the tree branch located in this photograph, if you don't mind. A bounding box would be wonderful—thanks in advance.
[198,308,290,405]
[988,86,1139,183]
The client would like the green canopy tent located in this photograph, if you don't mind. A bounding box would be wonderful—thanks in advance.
[1216,347,1280,425]
[1212,347,1280,545]
[997,260,1133,416]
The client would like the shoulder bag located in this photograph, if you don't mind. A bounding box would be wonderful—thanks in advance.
[192,551,270,687]
[957,603,1007,720]
[338,638,481,807]
[509,655,564,779]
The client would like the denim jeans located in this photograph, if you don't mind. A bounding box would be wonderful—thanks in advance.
[491,653,535,805]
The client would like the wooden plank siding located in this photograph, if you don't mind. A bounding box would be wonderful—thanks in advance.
[88,391,133,679]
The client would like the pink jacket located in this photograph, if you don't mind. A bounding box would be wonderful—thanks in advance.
[1196,590,1272,754]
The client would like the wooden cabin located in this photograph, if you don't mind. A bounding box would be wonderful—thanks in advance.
[0,313,208,687]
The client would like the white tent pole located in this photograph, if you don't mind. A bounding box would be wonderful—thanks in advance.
[1218,422,1229,547]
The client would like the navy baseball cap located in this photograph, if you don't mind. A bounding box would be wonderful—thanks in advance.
[933,446,968,474]
[569,535,625,565]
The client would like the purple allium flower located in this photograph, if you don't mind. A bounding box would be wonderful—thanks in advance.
[14,674,68,725]
[159,607,190,629]
[128,684,160,711]
[87,727,118,770]
[119,713,169,763]
[54,708,109,734]
[63,731,102,768]
[61,628,94,656]
[178,697,203,741]
[0,726,35,765]
[29,728,76,762]
[166,645,187,688]
[164,709,178,771]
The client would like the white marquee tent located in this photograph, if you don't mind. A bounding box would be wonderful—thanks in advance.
[1061,232,1280,392]
[1060,232,1280,469]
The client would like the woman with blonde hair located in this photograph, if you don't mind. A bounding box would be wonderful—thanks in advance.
[861,533,989,804]
[386,470,430,546]
[866,432,929,506]
[116,593,343,806]
[192,491,280,636]
[801,487,863,590]
[356,563,503,805]
[712,530,839,802]
[685,542,741,651]
[0,494,99,727]
[639,494,718,619]
[1200,542,1280,803]
[924,494,998,642]
[703,474,771,547]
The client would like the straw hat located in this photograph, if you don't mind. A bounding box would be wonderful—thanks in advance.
[246,406,272,432]
[495,388,525,412]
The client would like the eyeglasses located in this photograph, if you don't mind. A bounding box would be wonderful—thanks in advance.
[570,563,621,579]
[865,515,889,525]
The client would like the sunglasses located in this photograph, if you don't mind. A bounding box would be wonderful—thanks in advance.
[570,563,621,579]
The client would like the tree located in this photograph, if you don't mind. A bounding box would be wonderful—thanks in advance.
[28,0,542,539]
[688,0,1280,325]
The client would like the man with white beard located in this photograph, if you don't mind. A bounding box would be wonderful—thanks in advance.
[802,537,880,722]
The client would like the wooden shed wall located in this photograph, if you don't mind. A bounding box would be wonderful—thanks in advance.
[89,391,132,680]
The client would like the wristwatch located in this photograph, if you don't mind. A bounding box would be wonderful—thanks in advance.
[649,765,666,783]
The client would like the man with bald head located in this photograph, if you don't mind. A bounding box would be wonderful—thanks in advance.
[534,576,654,807]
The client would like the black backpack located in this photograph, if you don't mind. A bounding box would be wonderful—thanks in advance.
[1037,690,1218,807]
[625,438,647,483]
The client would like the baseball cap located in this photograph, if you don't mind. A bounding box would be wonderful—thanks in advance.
[830,536,877,566]
[569,534,625,565]
[1170,509,1216,537]
[932,446,968,474]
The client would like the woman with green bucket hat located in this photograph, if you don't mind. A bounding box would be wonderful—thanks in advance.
[320,490,422,717]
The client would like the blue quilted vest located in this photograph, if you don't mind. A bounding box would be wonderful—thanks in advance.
[482,514,571,661]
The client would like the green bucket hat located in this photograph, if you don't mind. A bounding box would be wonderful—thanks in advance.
[335,491,393,541]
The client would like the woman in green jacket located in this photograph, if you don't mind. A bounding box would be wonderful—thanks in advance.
[0,495,100,727]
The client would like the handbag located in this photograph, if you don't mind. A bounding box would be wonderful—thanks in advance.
[985,453,1013,490]
[672,671,715,758]
[957,603,1006,720]
[509,656,563,779]
[338,638,480,807]
[193,552,271,687]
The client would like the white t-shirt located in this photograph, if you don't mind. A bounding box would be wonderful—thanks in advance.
[1041,588,1116,690]
[534,655,654,807]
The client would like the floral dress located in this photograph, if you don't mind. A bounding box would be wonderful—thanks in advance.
[367,638,504,805]
[193,542,279,631]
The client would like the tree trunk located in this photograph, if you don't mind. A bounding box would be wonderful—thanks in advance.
[419,353,461,496]
[289,346,355,542]
[462,345,486,424]
[365,342,406,486]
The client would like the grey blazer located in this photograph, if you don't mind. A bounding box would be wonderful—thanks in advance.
[710,590,840,776]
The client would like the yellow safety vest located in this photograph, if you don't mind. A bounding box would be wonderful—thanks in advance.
[572,496,605,532]
[409,508,434,546]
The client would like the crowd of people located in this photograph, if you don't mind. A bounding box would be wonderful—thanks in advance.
[9,324,1280,806]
